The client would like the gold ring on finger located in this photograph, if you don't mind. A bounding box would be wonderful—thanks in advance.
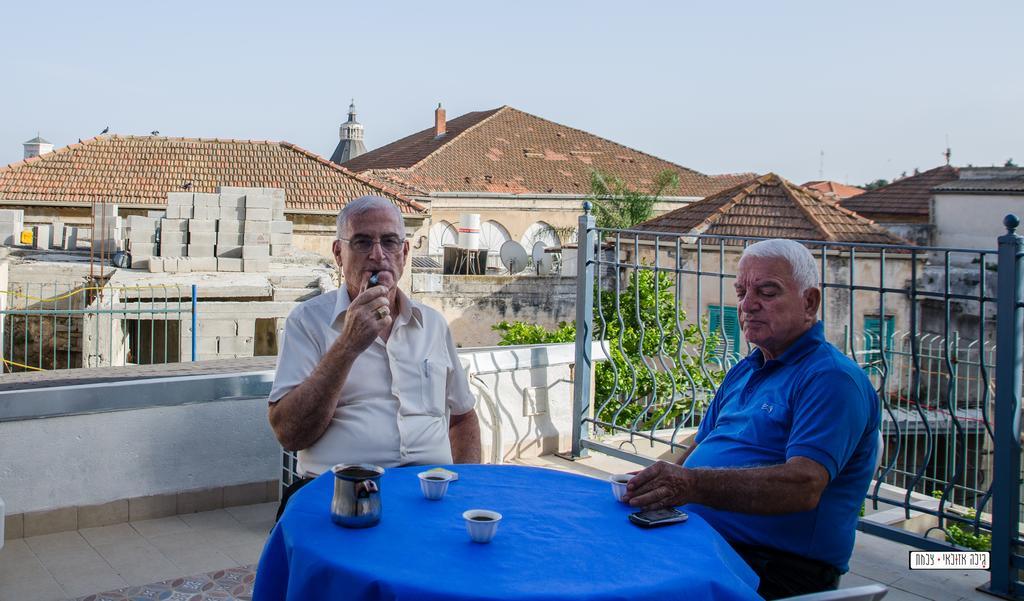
[375,307,389,319]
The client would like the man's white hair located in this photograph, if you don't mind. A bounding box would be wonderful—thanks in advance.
[739,239,819,292]
[336,195,406,239]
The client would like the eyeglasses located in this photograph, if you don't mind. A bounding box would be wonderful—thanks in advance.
[339,235,404,254]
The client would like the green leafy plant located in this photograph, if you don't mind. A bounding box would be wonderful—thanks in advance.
[588,169,679,230]
[491,320,575,345]
[494,269,724,431]
[930,491,992,551]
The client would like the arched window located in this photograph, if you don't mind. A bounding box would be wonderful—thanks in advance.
[520,221,561,250]
[479,220,511,262]
[428,221,457,257]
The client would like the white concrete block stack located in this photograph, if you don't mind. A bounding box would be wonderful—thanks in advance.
[140,187,293,272]
[191,193,219,220]
[91,204,121,254]
[164,193,194,220]
[188,218,216,256]
[192,319,256,359]
[270,220,293,256]
[160,216,188,258]
[216,188,246,273]
[241,191,272,272]
[66,227,80,250]
[32,225,51,250]
[49,221,65,250]
[126,216,158,268]
[0,209,24,246]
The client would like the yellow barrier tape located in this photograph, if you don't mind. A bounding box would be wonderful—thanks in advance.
[1,357,46,371]
[0,286,106,303]
[0,284,187,303]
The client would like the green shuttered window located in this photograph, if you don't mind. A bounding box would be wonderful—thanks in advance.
[863,315,895,370]
[708,305,741,363]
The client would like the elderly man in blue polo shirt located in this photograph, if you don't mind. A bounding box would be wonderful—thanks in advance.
[623,239,880,600]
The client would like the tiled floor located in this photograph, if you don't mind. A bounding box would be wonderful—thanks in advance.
[845,533,992,601]
[72,565,255,601]
[0,484,999,601]
[0,502,273,601]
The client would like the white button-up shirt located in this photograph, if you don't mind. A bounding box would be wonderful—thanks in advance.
[269,287,476,476]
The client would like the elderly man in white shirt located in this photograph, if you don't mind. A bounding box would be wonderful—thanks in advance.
[269,195,481,515]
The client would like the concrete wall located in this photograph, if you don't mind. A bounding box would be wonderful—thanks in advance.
[0,399,279,514]
[413,274,577,347]
[182,301,298,361]
[462,343,578,464]
[879,222,932,247]
[0,343,583,515]
[934,192,1022,254]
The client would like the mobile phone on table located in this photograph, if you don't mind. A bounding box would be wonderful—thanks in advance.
[628,508,688,528]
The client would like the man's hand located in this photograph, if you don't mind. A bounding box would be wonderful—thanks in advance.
[623,456,831,515]
[622,460,697,510]
[337,274,392,354]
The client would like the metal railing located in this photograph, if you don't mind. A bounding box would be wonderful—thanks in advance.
[1,282,197,372]
[571,208,1024,598]
[845,330,995,511]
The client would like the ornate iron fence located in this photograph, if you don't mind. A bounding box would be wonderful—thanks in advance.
[571,208,1024,597]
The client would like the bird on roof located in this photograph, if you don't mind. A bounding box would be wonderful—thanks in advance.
[101,126,109,135]
[182,181,192,190]
[151,130,160,136]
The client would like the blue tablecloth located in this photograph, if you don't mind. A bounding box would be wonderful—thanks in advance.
[254,464,760,601]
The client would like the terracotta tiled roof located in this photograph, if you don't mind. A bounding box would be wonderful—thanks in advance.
[802,180,865,199]
[839,166,958,218]
[0,135,424,214]
[634,173,908,245]
[344,106,740,197]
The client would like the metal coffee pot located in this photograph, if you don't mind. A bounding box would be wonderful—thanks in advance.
[331,464,384,528]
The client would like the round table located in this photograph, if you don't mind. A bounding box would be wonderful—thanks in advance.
[254,464,760,601]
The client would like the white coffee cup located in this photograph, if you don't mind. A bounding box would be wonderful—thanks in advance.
[417,471,453,500]
[609,473,634,502]
[463,509,502,543]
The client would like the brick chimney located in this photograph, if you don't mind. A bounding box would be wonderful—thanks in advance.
[434,103,446,138]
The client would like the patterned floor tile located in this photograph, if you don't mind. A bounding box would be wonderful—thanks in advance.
[71,564,256,601]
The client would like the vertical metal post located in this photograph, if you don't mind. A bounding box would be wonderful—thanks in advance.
[0,273,5,373]
[571,203,597,458]
[988,214,1023,598]
[191,284,197,362]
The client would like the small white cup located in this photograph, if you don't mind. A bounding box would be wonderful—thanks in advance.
[609,473,634,502]
[463,509,502,543]
[418,471,453,500]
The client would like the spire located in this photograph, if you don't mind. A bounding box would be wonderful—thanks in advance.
[330,98,367,164]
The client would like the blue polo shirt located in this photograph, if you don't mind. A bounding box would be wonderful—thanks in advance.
[684,321,879,572]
